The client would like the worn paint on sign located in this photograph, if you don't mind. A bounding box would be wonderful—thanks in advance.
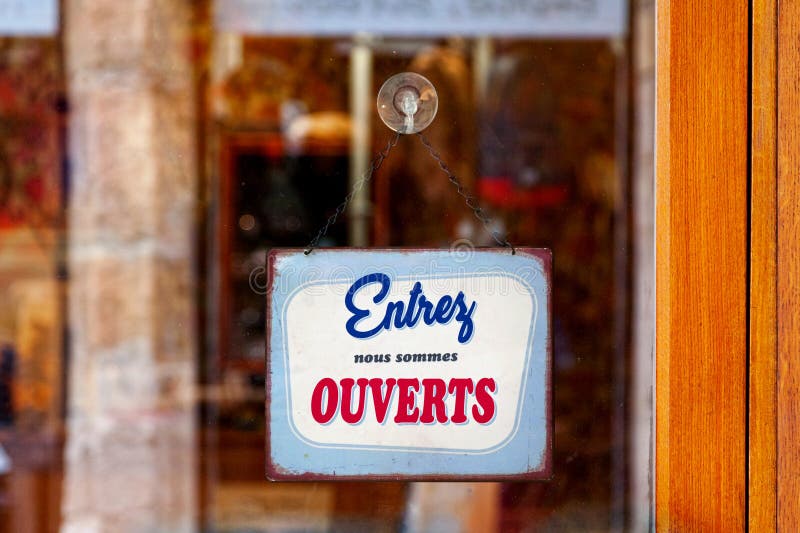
[265,247,552,480]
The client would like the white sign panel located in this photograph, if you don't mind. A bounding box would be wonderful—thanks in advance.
[217,0,626,38]
[0,0,57,36]
[266,248,552,480]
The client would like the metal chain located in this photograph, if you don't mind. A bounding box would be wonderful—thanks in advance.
[304,131,401,254]
[303,129,515,255]
[416,132,515,254]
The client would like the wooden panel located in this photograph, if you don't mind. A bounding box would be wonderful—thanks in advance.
[655,1,749,531]
[777,1,800,529]
[750,0,778,530]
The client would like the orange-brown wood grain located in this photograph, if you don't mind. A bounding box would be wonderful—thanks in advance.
[777,1,800,529]
[655,1,749,531]
[750,0,778,531]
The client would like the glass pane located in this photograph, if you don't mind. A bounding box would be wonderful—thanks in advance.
[0,1,655,531]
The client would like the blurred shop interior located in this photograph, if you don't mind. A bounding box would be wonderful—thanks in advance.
[0,0,655,532]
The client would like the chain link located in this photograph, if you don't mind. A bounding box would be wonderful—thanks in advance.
[303,129,515,255]
[304,131,401,254]
[416,132,515,253]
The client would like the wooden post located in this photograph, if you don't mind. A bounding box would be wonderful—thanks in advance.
[655,0,749,530]
[777,0,800,529]
[749,0,778,530]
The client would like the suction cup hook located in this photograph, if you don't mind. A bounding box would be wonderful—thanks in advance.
[377,72,438,134]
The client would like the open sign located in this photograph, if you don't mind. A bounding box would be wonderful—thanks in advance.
[265,248,552,480]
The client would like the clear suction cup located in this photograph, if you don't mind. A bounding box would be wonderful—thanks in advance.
[377,72,438,134]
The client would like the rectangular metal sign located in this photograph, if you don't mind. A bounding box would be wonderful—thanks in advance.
[217,0,626,38]
[266,247,552,480]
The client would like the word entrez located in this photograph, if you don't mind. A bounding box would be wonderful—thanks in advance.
[345,273,477,344]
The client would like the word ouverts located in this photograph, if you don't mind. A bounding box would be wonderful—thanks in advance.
[310,377,496,425]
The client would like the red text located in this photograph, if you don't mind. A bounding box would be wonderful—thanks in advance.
[309,377,497,425]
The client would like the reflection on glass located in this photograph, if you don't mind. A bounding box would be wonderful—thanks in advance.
[0,1,653,531]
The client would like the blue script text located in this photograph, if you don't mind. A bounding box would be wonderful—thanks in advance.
[344,273,477,344]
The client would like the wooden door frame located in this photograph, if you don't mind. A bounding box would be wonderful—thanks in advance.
[776,1,800,529]
[655,1,749,530]
[656,0,799,530]
[750,0,778,531]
